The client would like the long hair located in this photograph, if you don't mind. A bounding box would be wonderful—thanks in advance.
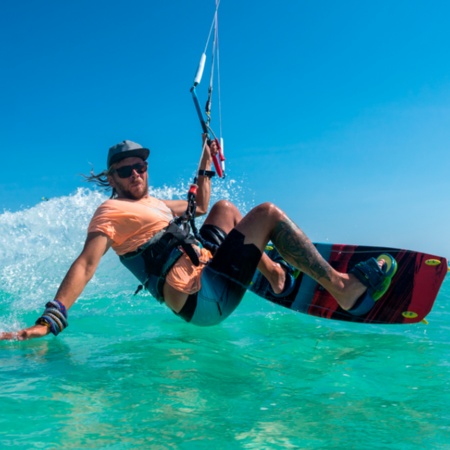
[82,167,117,198]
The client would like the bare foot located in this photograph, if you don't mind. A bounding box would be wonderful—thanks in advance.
[268,263,286,295]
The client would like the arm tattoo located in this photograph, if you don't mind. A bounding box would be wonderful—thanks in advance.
[272,218,332,282]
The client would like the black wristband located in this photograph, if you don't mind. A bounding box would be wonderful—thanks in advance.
[198,169,215,179]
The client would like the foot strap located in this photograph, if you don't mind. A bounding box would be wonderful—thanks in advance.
[350,257,386,290]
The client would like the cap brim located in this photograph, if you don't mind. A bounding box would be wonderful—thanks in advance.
[108,148,150,167]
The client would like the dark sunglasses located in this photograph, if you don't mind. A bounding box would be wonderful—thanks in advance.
[113,162,148,179]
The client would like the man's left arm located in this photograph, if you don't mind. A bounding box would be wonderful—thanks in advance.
[193,135,215,216]
[164,135,215,217]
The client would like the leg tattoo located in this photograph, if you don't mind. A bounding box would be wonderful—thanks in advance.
[272,218,333,282]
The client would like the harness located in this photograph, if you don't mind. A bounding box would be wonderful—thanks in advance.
[120,221,200,303]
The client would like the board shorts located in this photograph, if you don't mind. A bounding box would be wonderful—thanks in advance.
[175,225,262,326]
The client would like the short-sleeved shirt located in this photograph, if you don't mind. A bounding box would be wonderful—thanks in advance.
[88,196,213,294]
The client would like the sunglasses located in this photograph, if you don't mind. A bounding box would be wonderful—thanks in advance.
[113,162,148,179]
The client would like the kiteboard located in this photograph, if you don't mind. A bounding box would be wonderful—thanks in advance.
[249,244,448,324]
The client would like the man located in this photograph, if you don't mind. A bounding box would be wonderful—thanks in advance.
[0,138,395,340]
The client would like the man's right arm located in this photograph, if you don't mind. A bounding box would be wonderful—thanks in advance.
[0,231,112,341]
[54,232,111,310]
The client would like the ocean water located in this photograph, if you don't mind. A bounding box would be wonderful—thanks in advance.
[1,189,449,449]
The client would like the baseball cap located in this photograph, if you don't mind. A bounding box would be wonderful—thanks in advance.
[107,140,150,168]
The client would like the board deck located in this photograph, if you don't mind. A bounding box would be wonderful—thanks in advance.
[249,244,448,324]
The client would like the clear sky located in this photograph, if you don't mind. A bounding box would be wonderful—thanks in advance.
[2,0,450,257]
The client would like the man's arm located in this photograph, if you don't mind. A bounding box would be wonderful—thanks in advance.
[163,135,215,218]
[195,136,215,215]
[0,231,111,341]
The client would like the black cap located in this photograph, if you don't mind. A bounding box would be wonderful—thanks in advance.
[107,140,150,168]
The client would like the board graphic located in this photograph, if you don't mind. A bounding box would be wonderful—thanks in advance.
[250,244,448,324]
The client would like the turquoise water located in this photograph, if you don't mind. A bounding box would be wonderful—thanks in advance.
[1,190,450,449]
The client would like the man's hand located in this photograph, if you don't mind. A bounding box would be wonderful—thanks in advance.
[202,133,218,159]
[0,324,50,341]
[208,138,219,158]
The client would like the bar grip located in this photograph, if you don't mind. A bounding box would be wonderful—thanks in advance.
[193,53,206,86]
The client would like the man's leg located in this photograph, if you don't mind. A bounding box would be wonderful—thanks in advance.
[203,201,287,294]
[233,202,368,310]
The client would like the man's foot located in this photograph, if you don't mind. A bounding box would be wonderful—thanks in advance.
[340,254,398,316]
[268,263,286,295]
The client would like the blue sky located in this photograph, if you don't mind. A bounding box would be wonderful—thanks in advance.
[2,0,450,257]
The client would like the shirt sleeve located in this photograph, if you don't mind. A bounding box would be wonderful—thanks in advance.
[88,203,117,240]
[87,202,141,245]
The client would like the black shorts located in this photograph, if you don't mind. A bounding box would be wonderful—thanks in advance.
[176,224,262,326]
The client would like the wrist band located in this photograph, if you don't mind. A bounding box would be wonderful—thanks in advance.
[198,169,215,179]
[36,299,68,336]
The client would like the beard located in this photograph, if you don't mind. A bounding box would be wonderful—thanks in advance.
[114,178,149,200]
[120,186,148,200]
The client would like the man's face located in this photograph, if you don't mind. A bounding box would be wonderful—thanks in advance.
[108,156,149,200]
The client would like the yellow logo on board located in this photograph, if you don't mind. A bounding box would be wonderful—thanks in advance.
[425,259,441,266]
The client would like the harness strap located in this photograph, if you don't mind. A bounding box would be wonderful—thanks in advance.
[121,221,200,302]
[123,247,184,302]
[164,222,200,267]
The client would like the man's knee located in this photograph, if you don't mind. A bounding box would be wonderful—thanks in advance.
[205,200,241,230]
[250,202,284,220]
[211,200,237,213]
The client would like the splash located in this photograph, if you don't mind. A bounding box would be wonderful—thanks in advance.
[1,189,106,309]
[0,179,251,314]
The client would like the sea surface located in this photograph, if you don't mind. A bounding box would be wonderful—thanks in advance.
[1,189,449,449]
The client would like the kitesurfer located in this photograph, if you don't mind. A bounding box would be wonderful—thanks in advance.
[0,137,395,340]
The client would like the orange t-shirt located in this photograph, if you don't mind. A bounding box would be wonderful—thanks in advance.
[88,196,213,294]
